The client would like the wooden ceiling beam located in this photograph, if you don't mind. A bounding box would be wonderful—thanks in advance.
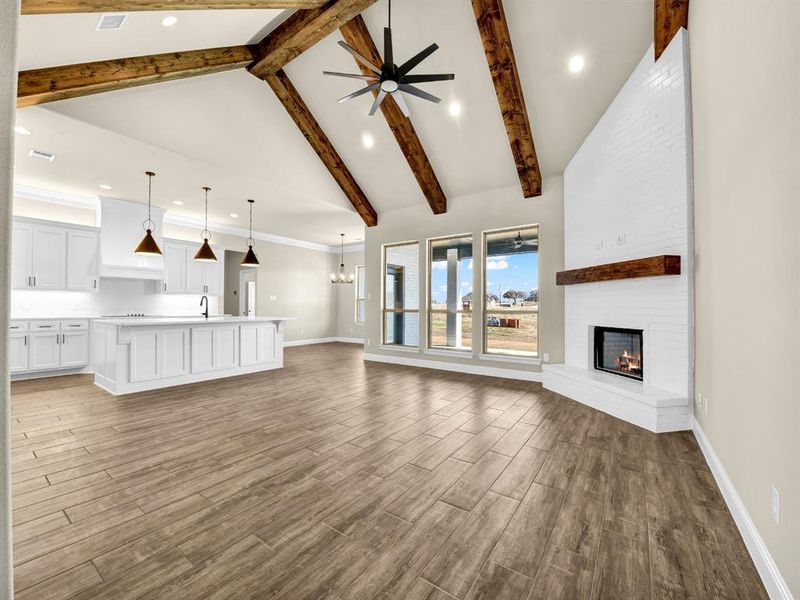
[654,0,689,60]
[248,0,377,79]
[265,69,378,227]
[17,45,256,107]
[21,0,326,14]
[471,0,542,198]
[340,15,446,215]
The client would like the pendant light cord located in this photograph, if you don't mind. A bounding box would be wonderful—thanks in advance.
[388,0,391,30]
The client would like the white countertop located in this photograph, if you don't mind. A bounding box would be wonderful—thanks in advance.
[94,316,294,327]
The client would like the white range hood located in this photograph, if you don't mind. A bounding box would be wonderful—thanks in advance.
[98,197,165,280]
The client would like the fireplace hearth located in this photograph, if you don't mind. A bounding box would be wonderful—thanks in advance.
[593,326,643,381]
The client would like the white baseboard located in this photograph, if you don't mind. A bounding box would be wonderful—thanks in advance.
[693,418,793,600]
[11,366,93,381]
[284,337,364,347]
[363,352,542,382]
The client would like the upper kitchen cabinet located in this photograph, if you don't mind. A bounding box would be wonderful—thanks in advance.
[162,238,223,296]
[12,217,99,292]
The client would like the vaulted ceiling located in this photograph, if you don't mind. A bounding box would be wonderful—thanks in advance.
[13,0,654,246]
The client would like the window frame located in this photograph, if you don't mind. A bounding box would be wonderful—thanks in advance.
[481,224,540,359]
[381,241,420,348]
[354,265,366,323]
[426,233,473,352]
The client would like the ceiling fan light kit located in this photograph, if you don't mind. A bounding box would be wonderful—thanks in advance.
[324,0,455,117]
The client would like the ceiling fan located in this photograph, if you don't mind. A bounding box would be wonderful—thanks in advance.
[505,232,538,251]
[323,0,454,117]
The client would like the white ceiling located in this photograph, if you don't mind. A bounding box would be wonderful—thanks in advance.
[14,0,652,246]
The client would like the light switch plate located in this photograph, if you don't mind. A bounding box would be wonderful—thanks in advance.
[543,352,550,362]
[771,487,780,524]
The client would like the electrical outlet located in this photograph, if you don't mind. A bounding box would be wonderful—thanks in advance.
[269,295,277,301]
[696,392,703,409]
[617,233,626,245]
[595,241,604,250]
[367,293,372,300]
[300,328,304,335]
[771,487,780,524]
[704,394,709,415]
[543,352,550,362]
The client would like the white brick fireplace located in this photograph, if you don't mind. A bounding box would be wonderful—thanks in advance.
[543,30,693,433]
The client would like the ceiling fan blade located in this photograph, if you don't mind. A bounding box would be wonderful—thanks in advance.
[397,43,439,77]
[398,83,441,104]
[384,27,393,68]
[400,73,455,84]
[369,89,387,115]
[392,91,411,117]
[323,71,379,81]
[338,41,382,74]
[338,82,380,103]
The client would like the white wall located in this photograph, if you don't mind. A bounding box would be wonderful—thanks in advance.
[364,177,565,376]
[0,0,17,595]
[691,1,799,596]
[563,31,693,397]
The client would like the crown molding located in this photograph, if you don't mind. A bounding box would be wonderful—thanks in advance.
[13,184,364,254]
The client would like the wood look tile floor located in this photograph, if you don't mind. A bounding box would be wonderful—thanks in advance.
[10,343,766,600]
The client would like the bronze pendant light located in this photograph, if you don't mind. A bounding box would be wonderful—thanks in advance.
[194,186,217,262]
[134,171,163,256]
[241,199,260,267]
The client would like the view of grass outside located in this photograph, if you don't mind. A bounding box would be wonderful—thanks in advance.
[429,310,471,349]
[484,309,538,356]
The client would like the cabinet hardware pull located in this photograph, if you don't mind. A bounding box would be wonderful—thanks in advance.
[40,325,52,328]
[62,334,65,343]
[93,279,97,289]
[33,276,36,287]
[24,335,27,346]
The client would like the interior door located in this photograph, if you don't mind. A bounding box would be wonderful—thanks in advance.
[60,331,89,368]
[29,332,61,370]
[66,230,99,291]
[11,223,33,289]
[31,226,66,290]
[246,281,256,317]
[9,334,29,373]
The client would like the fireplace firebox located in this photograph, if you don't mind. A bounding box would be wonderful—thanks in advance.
[593,326,643,381]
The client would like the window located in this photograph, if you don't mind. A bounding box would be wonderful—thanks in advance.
[382,242,419,347]
[483,225,539,357]
[428,235,472,351]
[355,265,366,323]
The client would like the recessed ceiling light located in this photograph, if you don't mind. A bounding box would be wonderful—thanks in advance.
[230,213,238,218]
[161,15,178,27]
[448,101,462,117]
[99,184,112,190]
[568,55,585,74]
[173,200,183,205]
[14,126,30,135]
[361,132,374,149]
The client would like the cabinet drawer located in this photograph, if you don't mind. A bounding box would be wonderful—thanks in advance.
[30,321,60,331]
[9,321,28,332]
[61,319,89,331]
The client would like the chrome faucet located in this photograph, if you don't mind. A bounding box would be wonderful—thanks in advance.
[200,295,209,319]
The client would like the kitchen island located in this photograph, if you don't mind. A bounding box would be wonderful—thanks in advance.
[93,316,293,395]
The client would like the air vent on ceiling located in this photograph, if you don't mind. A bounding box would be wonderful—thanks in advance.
[95,13,127,31]
[28,149,56,162]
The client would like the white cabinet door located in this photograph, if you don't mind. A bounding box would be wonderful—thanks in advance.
[163,242,188,294]
[186,254,207,294]
[61,331,89,368]
[11,223,33,289]
[204,252,223,296]
[66,230,99,291]
[240,324,275,366]
[29,332,60,371]
[130,329,160,382]
[162,328,189,378]
[10,334,29,373]
[31,226,66,290]
[191,328,215,373]
[214,326,238,370]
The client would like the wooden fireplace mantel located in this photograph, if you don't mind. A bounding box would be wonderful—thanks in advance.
[556,255,681,285]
